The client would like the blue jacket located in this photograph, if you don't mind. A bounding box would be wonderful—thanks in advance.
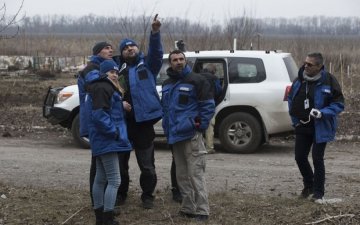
[85,74,132,156]
[288,66,345,143]
[161,65,215,144]
[118,32,163,123]
[78,55,105,137]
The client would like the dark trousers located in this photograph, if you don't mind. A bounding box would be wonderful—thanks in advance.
[118,120,157,201]
[295,126,327,197]
[170,154,181,195]
[90,156,97,206]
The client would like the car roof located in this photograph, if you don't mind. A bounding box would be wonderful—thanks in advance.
[164,50,291,59]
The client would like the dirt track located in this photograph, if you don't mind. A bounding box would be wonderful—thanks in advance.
[1,132,359,201]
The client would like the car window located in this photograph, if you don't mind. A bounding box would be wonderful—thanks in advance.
[228,57,265,84]
[192,59,226,83]
[283,56,298,82]
[156,59,169,85]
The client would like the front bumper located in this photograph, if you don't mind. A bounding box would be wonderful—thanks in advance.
[42,87,71,126]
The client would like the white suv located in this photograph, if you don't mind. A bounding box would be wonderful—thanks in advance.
[43,50,298,153]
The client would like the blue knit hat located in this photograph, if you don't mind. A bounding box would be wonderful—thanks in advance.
[100,60,119,74]
[119,38,138,55]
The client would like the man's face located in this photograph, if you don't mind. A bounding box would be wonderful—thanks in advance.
[98,46,113,60]
[170,53,186,73]
[121,45,139,61]
[304,56,322,76]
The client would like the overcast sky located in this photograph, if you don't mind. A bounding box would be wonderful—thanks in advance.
[6,0,360,24]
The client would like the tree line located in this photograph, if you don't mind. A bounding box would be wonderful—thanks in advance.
[3,14,360,36]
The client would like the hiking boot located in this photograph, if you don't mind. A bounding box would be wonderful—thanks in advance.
[195,215,209,221]
[179,211,196,218]
[299,187,313,199]
[142,198,154,209]
[115,195,127,206]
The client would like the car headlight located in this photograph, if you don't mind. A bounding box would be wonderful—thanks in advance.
[57,91,74,104]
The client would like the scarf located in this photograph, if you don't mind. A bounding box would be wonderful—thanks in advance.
[303,71,321,82]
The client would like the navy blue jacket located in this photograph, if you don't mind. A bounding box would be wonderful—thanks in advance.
[85,75,132,156]
[78,55,104,137]
[161,65,215,144]
[288,66,345,143]
[118,32,163,123]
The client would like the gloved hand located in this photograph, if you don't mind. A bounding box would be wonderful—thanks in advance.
[310,108,322,119]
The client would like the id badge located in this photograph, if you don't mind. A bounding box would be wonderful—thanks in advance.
[304,99,309,109]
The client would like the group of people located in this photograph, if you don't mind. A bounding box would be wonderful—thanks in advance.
[77,13,345,225]
[78,14,217,225]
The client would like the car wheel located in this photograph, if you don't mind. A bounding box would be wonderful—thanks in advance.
[71,114,90,149]
[219,112,262,153]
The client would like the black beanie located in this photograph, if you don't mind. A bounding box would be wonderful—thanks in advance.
[92,42,112,55]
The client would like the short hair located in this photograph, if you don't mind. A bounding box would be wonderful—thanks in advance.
[168,49,186,62]
[205,64,217,74]
[307,52,324,65]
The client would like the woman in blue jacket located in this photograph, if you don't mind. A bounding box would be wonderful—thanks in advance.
[86,60,132,225]
[287,52,344,203]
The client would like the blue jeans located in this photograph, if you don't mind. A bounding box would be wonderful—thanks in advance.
[92,152,121,211]
[295,126,326,197]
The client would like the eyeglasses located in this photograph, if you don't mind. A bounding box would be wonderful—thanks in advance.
[304,62,317,67]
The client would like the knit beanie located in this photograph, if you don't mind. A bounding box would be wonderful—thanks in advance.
[119,38,138,55]
[100,60,119,74]
[92,41,112,55]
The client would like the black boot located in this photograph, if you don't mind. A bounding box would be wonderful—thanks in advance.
[94,207,103,225]
[103,211,119,225]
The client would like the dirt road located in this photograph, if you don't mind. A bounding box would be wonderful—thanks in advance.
[1,133,359,201]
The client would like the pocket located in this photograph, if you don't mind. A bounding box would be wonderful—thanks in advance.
[179,94,189,105]
[191,132,207,156]
[138,69,148,80]
[178,86,192,105]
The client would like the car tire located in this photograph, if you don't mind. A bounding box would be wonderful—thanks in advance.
[71,114,90,149]
[219,112,262,153]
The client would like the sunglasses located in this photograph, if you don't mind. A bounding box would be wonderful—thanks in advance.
[304,62,317,67]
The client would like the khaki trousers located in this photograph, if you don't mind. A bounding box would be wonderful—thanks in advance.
[172,132,209,216]
[205,116,215,149]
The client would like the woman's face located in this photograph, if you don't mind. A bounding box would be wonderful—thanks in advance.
[107,70,119,81]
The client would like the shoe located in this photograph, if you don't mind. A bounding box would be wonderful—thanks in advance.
[142,198,154,209]
[115,195,127,206]
[207,148,215,154]
[195,215,209,221]
[179,211,196,218]
[172,190,182,203]
[299,187,313,199]
[311,194,325,204]
[113,206,121,216]
[103,211,119,225]
[172,194,182,203]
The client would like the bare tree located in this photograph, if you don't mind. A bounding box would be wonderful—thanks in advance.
[0,0,24,39]
[224,9,261,50]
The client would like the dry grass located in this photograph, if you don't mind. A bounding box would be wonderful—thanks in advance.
[0,182,359,225]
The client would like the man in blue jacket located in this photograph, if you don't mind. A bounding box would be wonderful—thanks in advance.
[161,50,215,221]
[288,52,344,203]
[115,14,163,209]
